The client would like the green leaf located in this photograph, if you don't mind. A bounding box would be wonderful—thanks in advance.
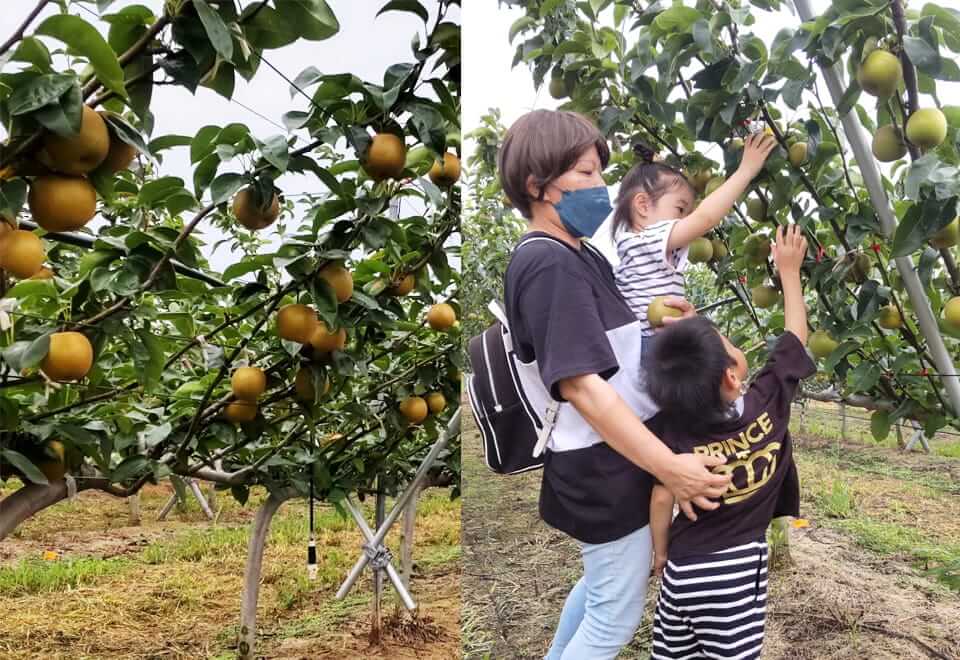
[903,153,939,200]
[36,14,127,99]
[259,135,289,172]
[110,455,149,483]
[134,329,164,392]
[654,7,703,33]
[870,410,891,442]
[0,449,48,485]
[892,196,955,256]
[103,4,154,53]
[902,36,940,76]
[284,0,339,40]
[210,172,246,205]
[508,16,535,43]
[11,37,52,72]
[243,7,299,49]
[231,484,250,505]
[7,73,75,116]
[22,333,52,370]
[123,51,154,119]
[33,82,82,136]
[139,421,171,449]
[140,176,191,207]
[100,111,150,158]
[0,179,28,223]
[149,134,192,154]
[5,279,57,300]
[849,361,881,393]
[222,254,273,281]
[692,19,714,56]
[377,0,428,23]
[193,0,234,61]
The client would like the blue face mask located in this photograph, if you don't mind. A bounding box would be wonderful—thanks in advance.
[552,185,612,238]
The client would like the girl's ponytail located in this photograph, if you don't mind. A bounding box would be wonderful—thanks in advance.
[611,141,692,240]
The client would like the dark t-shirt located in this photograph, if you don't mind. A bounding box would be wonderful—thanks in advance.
[653,331,816,558]
[504,232,655,544]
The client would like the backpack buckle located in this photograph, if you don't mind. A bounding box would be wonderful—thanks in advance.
[531,401,560,458]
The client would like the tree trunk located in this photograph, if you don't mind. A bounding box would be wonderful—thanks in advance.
[127,493,141,526]
[238,489,294,660]
[206,483,218,514]
[171,476,189,514]
[839,402,847,442]
[369,483,387,646]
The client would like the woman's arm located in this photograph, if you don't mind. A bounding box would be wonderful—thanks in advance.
[650,485,674,577]
[667,133,778,251]
[558,373,731,520]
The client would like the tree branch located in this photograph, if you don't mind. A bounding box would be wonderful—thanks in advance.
[0,0,51,59]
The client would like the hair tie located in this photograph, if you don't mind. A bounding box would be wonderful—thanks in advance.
[633,142,657,164]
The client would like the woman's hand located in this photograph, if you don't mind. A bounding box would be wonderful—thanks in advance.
[659,453,731,521]
[654,553,668,578]
[737,132,778,179]
[657,296,695,330]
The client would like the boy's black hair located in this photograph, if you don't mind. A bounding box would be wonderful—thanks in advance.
[646,315,737,435]
[611,141,694,239]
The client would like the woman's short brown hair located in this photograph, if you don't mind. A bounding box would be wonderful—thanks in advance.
[498,110,610,219]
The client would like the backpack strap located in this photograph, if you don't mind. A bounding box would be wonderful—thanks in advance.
[492,234,571,458]
[487,300,508,327]
[532,400,560,458]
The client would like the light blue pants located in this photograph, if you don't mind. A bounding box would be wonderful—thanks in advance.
[545,525,653,660]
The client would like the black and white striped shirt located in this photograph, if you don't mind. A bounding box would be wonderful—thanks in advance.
[614,220,689,335]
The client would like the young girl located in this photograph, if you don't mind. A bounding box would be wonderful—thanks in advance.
[612,133,777,356]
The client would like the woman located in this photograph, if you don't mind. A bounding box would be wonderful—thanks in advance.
[497,109,731,659]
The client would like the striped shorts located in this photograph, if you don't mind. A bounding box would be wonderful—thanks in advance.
[651,540,768,660]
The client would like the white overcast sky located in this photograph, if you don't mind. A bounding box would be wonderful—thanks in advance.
[463,1,960,263]
[1,1,458,273]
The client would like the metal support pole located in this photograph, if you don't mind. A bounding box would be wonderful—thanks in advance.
[904,420,931,453]
[189,478,215,520]
[335,409,460,603]
[341,496,417,611]
[794,0,960,418]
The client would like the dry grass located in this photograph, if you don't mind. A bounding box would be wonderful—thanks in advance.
[0,479,461,659]
[461,397,960,659]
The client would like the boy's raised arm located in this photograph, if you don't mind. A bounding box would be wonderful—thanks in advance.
[772,224,809,345]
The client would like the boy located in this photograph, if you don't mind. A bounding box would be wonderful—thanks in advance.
[646,225,815,660]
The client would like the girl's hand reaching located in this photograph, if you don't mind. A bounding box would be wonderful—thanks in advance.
[737,132,778,180]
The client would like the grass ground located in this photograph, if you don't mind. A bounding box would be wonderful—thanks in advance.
[0,478,461,659]
[462,400,960,660]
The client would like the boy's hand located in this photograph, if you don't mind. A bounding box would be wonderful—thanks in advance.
[772,224,808,275]
[654,553,668,578]
[737,132,778,179]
